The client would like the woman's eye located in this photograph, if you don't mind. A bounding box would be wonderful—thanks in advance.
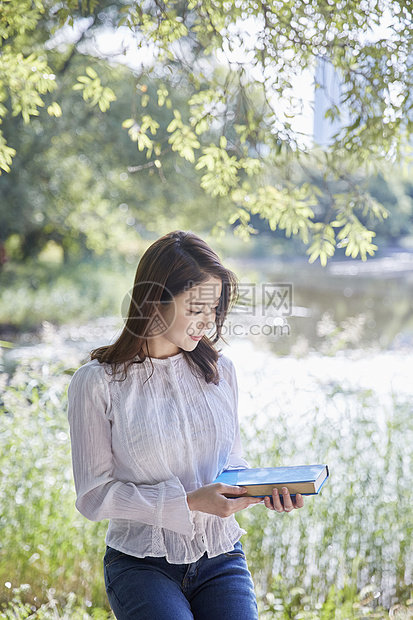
[190,306,218,315]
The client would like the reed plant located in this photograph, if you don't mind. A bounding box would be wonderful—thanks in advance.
[237,368,413,618]
[0,353,412,618]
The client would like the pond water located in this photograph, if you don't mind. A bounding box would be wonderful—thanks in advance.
[226,249,413,356]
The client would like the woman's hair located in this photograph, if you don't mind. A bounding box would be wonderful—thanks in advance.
[90,230,239,384]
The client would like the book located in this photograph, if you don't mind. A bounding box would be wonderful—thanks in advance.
[213,464,329,498]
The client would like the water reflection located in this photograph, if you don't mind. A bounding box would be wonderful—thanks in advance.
[228,253,413,355]
[2,252,413,370]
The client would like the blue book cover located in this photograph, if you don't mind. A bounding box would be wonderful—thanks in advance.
[213,464,329,497]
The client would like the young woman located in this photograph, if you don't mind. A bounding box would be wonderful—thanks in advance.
[67,230,304,620]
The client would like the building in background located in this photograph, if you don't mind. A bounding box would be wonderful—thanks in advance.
[313,57,344,146]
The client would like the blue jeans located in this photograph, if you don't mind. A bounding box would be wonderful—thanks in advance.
[103,541,259,619]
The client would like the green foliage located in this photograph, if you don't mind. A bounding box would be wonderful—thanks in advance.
[0,46,57,172]
[196,143,241,195]
[0,585,113,619]
[72,66,116,112]
[0,132,15,174]
[0,0,55,172]
[0,53,232,258]
[232,182,317,244]
[167,110,200,162]
[307,223,336,266]
[0,0,45,41]
[236,375,413,615]
[0,1,116,174]
[0,258,133,331]
[367,172,413,240]
[122,114,160,156]
[0,50,57,124]
[0,359,109,609]
[2,0,413,261]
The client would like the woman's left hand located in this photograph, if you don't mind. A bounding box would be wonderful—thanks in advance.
[263,487,304,513]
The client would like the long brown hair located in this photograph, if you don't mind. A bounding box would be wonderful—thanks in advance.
[90,230,239,384]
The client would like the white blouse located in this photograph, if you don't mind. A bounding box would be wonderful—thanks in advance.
[67,350,250,564]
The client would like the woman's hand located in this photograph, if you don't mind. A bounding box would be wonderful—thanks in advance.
[263,487,305,513]
[187,483,263,518]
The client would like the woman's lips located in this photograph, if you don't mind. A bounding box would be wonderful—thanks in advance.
[190,335,203,341]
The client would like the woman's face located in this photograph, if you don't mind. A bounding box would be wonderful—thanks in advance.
[147,276,222,358]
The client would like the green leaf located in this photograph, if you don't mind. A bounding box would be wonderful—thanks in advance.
[85,66,98,79]
[122,118,135,129]
[47,102,62,117]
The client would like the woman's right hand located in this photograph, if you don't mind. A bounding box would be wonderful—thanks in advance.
[186,483,263,517]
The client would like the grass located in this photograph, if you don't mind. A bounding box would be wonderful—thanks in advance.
[0,344,412,617]
[236,368,413,618]
[0,358,110,614]
[0,586,112,619]
[0,258,135,333]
